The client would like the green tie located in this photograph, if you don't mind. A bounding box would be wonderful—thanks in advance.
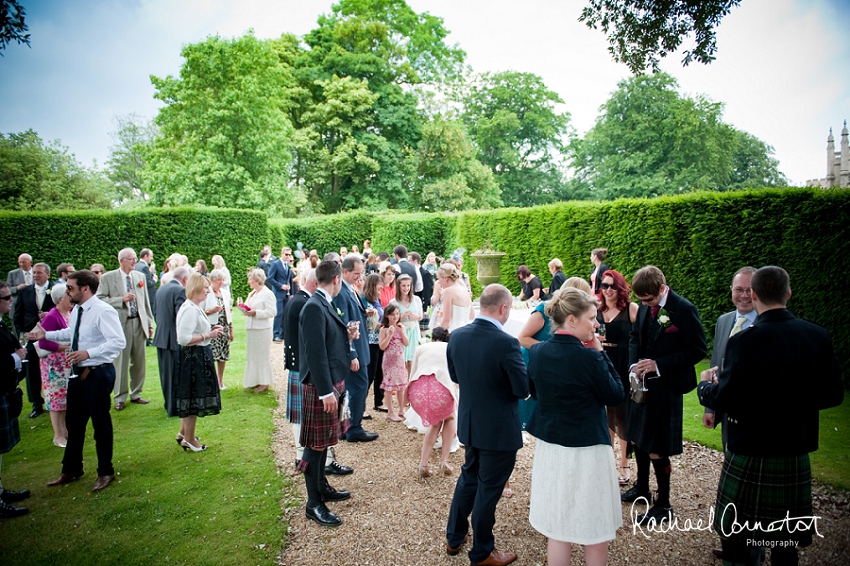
[730,316,746,337]
[71,307,83,375]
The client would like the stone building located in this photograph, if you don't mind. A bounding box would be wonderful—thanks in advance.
[807,121,849,188]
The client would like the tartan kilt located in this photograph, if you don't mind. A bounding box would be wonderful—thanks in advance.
[286,370,302,424]
[299,381,348,451]
[715,451,814,546]
[0,390,22,454]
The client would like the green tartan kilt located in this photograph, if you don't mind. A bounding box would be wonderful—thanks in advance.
[715,451,815,547]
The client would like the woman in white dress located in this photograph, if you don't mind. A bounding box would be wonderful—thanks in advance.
[526,288,626,566]
[241,268,276,392]
[434,263,474,332]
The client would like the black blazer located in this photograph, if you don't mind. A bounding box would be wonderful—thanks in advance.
[13,283,56,333]
[283,290,310,371]
[698,308,843,457]
[590,262,610,293]
[527,333,625,447]
[548,270,566,298]
[335,282,369,373]
[153,280,186,351]
[416,266,434,309]
[395,259,418,282]
[447,318,529,452]
[298,292,350,396]
[0,321,23,395]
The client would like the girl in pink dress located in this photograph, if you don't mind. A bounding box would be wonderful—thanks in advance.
[379,303,409,422]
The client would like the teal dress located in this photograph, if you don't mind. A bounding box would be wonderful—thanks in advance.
[520,302,552,430]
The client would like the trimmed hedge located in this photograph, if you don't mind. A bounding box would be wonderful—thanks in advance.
[268,212,373,258]
[0,207,268,300]
[372,212,458,258]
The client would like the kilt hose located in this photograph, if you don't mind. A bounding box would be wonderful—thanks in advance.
[715,450,815,547]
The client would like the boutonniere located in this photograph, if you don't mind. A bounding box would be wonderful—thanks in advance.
[45,288,51,295]
[336,307,344,318]
[657,309,672,328]
[138,280,145,289]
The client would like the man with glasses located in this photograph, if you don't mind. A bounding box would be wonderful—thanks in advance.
[13,262,55,418]
[269,247,296,343]
[96,249,154,410]
[621,265,706,526]
[7,253,34,335]
[89,264,106,280]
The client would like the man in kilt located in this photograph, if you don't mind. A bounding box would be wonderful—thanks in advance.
[698,266,843,566]
[283,268,352,476]
[622,266,707,524]
[296,260,356,527]
[0,280,32,518]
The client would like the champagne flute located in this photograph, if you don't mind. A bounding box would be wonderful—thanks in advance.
[18,332,29,363]
[597,323,607,341]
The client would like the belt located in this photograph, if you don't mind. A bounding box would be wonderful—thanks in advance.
[127,315,139,319]
[75,363,111,382]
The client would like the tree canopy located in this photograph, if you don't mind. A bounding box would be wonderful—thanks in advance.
[0,0,29,55]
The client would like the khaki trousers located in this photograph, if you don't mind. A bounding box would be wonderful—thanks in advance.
[112,316,147,404]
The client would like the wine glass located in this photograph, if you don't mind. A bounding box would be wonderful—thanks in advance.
[597,323,607,341]
[18,332,29,363]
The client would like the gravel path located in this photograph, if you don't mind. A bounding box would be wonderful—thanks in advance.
[268,343,850,565]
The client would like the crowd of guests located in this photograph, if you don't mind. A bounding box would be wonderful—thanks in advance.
[1,243,844,566]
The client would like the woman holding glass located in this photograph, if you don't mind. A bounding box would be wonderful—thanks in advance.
[242,269,276,392]
[527,288,625,566]
[36,283,72,448]
[203,269,233,390]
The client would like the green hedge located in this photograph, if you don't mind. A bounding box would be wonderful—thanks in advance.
[268,211,373,258]
[0,207,268,300]
[372,212,458,258]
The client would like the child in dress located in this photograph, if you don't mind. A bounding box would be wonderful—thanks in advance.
[379,303,409,422]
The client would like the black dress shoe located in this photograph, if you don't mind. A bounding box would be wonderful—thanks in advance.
[374,406,388,413]
[322,483,351,502]
[28,405,44,419]
[305,502,342,527]
[325,461,354,475]
[0,488,31,503]
[0,499,28,518]
[362,413,372,420]
[620,486,652,502]
[636,504,674,525]
[346,430,378,442]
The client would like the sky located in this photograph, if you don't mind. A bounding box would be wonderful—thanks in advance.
[1,0,848,186]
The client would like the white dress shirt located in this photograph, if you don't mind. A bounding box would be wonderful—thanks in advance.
[45,295,126,366]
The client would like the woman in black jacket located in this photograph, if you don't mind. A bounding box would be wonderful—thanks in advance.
[527,287,625,566]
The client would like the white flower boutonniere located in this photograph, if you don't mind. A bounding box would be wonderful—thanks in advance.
[45,288,51,296]
[657,309,672,329]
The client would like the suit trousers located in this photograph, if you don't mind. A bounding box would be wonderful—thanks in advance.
[273,296,287,340]
[447,446,517,563]
[63,365,115,477]
[345,367,369,437]
[24,342,43,406]
[113,317,147,403]
[157,347,177,415]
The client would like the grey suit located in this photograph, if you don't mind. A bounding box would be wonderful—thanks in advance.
[154,280,186,414]
[705,310,751,448]
[5,268,28,334]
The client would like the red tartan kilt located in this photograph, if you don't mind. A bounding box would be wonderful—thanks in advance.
[299,381,348,450]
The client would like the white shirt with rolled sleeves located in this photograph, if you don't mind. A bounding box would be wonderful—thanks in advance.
[44,295,126,366]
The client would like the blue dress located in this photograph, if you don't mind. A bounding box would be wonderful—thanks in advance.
[519,302,552,430]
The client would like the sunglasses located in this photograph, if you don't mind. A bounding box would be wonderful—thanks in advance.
[0,294,12,301]
[600,283,616,290]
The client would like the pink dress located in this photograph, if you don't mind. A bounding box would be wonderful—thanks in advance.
[381,331,408,391]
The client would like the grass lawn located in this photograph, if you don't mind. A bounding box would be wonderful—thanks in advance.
[0,322,290,565]
[683,360,850,491]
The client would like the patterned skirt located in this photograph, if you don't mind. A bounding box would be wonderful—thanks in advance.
[299,381,348,451]
[286,370,302,423]
[172,345,222,418]
[715,451,814,547]
[210,300,230,362]
[40,352,70,411]
[0,390,21,454]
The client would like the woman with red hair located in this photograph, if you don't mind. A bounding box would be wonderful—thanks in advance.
[596,269,638,486]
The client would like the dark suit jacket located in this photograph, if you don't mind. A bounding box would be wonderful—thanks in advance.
[416,266,434,309]
[698,308,843,457]
[447,318,529,452]
[283,289,310,371]
[135,261,157,316]
[298,292,350,396]
[590,263,610,293]
[0,321,23,395]
[527,333,625,447]
[268,259,295,301]
[395,259,418,282]
[336,281,369,371]
[153,280,186,351]
[13,283,56,333]
[548,270,566,299]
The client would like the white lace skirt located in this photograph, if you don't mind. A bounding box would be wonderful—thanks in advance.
[529,439,622,545]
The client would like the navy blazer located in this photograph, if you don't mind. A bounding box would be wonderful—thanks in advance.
[268,259,295,300]
[699,308,843,457]
[298,292,350,396]
[527,333,625,447]
[335,281,370,370]
[447,318,529,452]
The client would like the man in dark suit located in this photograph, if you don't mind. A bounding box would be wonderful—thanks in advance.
[337,255,377,442]
[297,260,355,527]
[136,248,157,319]
[393,245,418,281]
[698,266,843,566]
[445,284,529,566]
[0,280,32,518]
[702,267,757,450]
[410,252,433,312]
[13,262,55,418]
[154,266,189,414]
[268,247,296,342]
[621,265,707,525]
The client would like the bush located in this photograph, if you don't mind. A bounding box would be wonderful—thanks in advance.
[268,212,373,258]
[372,212,458,258]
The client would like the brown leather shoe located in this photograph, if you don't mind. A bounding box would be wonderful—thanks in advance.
[92,475,114,492]
[472,550,518,566]
[446,533,469,556]
[130,397,149,404]
[47,470,84,487]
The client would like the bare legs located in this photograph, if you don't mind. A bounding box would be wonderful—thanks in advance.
[547,539,609,566]
[385,390,404,421]
[49,409,67,446]
[180,415,203,449]
[216,361,226,389]
[419,417,457,474]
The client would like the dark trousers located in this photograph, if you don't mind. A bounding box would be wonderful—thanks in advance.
[157,348,177,415]
[24,343,43,407]
[368,344,384,408]
[446,446,516,563]
[273,296,287,340]
[345,366,369,437]
[720,538,773,565]
[63,365,115,477]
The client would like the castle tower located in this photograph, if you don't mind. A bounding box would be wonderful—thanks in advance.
[826,128,835,187]
[840,120,849,188]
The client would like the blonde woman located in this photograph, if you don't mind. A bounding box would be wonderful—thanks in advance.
[434,263,473,332]
[242,269,276,392]
[203,269,234,390]
[211,255,232,290]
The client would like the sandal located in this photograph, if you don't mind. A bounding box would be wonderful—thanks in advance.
[418,465,432,478]
[619,466,631,485]
[440,461,453,475]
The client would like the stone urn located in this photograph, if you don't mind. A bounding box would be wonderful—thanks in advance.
[471,250,507,287]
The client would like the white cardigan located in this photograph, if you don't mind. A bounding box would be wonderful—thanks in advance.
[176,301,212,347]
[244,286,277,330]
[203,287,233,325]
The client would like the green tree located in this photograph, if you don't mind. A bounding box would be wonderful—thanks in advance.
[143,33,303,214]
[568,72,784,199]
[106,113,157,206]
[413,117,501,211]
[580,0,742,73]
[1,0,30,55]
[0,130,113,210]
[728,130,787,189]
[461,71,572,207]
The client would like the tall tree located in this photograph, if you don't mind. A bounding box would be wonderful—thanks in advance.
[106,113,157,205]
[0,0,29,56]
[568,72,784,199]
[143,33,303,214]
[0,130,113,210]
[461,71,572,207]
[580,0,741,73]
